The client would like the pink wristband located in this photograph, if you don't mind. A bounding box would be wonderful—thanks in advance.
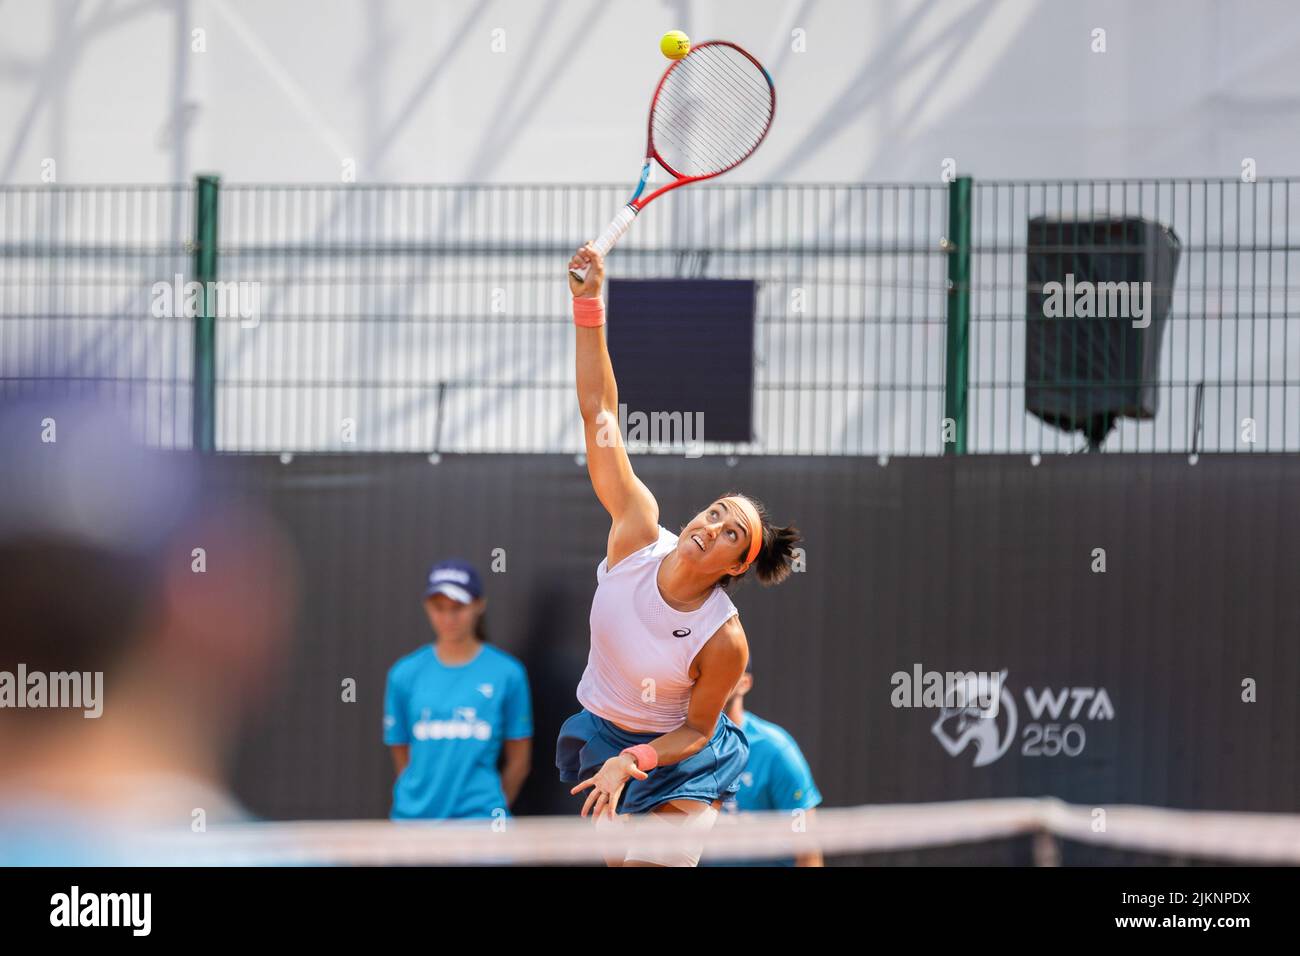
[621,744,658,772]
[573,296,605,328]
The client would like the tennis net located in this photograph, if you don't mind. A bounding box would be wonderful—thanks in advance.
[128,798,1300,866]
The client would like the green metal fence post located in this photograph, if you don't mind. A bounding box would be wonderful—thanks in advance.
[192,174,219,452]
[944,175,972,455]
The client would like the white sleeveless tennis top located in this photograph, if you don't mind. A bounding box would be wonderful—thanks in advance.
[576,526,739,734]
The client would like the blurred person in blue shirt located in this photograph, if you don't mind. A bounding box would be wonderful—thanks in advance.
[704,664,824,866]
[384,560,533,820]
[0,396,298,864]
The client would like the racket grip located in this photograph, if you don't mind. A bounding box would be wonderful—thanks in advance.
[570,205,638,282]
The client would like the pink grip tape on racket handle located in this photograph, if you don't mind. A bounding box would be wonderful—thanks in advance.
[570,204,639,282]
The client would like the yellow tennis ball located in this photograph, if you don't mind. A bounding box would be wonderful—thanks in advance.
[661,30,690,60]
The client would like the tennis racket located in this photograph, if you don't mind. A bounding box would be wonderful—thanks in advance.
[570,40,776,282]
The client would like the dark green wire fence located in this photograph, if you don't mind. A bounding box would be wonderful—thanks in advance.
[1,177,1297,455]
[968,179,1297,454]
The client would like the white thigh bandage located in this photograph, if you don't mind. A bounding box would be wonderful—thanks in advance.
[624,805,720,867]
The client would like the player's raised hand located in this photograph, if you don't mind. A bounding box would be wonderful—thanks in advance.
[568,243,605,298]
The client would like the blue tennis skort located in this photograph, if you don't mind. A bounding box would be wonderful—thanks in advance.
[555,708,749,815]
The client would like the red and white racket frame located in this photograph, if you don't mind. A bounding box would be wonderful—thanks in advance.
[571,40,775,281]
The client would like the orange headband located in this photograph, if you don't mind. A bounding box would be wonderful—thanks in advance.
[724,496,763,569]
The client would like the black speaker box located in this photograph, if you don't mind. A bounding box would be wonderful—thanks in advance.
[1025,217,1181,445]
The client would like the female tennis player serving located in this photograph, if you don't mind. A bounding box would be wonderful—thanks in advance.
[556,244,801,867]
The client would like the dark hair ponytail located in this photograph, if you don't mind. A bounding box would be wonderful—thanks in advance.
[716,492,802,590]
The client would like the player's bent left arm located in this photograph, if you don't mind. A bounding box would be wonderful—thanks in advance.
[638,617,749,767]
[570,620,747,819]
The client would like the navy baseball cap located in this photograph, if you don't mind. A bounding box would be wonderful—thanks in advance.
[423,559,484,604]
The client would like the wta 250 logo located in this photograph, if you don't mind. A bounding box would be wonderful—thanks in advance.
[929,671,1115,768]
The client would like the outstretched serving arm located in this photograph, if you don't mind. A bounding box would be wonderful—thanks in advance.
[569,244,659,568]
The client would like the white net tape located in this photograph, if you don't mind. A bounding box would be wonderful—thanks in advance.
[135,799,1300,866]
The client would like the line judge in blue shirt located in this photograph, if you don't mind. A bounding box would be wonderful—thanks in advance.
[705,664,824,866]
[384,559,533,820]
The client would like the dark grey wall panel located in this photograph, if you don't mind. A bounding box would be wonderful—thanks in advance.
[228,454,1300,843]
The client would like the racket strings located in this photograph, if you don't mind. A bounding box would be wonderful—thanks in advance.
[653,81,762,176]
[693,47,774,116]
[663,52,771,131]
[659,49,771,159]
[656,80,760,165]
[654,86,751,176]
[654,69,748,166]
[654,54,768,174]
[652,44,774,178]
